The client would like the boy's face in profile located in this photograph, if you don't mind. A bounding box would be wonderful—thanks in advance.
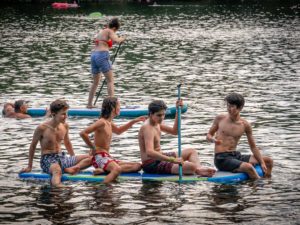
[150,110,166,124]
[52,108,68,124]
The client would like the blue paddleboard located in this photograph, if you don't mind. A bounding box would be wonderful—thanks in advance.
[19,165,263,184]
[27,104,188,118]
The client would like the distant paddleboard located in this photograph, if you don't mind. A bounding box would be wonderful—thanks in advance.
[27,104,188,118]
[52,2,79,9]
[19,165,263,184]
[89,12,103,18]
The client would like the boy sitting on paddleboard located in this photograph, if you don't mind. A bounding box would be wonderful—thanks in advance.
[20,99,91,187]
[206,92,273,179]
[139,99,215,176]
[80,97,146,184]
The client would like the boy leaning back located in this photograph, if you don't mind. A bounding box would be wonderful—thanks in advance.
[80,97,146,184]
[20,99,91,187]
[206,92,273,179]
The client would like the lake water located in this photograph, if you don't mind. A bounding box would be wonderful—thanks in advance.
[0,1,299,224]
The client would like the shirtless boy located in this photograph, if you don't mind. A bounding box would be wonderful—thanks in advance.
[139,99,215,177]
[206,92,273,179]
[20,99,91,187]
[80,97,146,183]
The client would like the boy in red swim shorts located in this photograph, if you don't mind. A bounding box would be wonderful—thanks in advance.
[80,97,146,183]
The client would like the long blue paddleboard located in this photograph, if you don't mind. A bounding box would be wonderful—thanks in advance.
[19,165,263,184]
[27,104,188,118]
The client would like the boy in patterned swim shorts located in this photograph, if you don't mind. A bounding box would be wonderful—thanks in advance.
[80,97,146,184]
[20,99,91,187]
[139,99,216,176]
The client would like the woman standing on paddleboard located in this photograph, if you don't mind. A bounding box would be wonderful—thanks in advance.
[87,18,125,108]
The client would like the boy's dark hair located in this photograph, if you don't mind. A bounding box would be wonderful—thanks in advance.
[148,100,167,115]
[50,99,69,114]
[101,97,118,119]
[108,18,120,30]
[224,93,245,109]
[14,100,28,113]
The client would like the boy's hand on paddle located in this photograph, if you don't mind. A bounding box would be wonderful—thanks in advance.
[174,157,184,165]
[20,166,32,173]
[176,99,183,108]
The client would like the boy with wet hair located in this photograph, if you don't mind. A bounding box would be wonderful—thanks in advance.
[80,97,146,184]
[139,99,216,176]
[20,99,91,187]
[207,92,273,179]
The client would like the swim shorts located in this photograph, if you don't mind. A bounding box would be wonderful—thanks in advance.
[40,152,77,174]
[92,151,119,172]
[142,152,177,174]
[91,51,112,75]
[214,151,251,172]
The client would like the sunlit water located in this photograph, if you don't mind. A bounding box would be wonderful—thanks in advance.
[0,1,299,224]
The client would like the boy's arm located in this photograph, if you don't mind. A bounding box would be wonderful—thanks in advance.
[160,99,183,135]
[112,116,146,135]
[80,120,104,153]
[206,115,222,144]
[245,121,267,172]
[64,123,75,156]
[143,127,181,164]
[20,126,42,173]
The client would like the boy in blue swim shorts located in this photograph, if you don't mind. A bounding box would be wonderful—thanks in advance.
[207,92,273,179]
[20,99,91,187]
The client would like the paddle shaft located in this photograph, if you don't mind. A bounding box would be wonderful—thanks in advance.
[93,42,122,105]
[177,84,183,182]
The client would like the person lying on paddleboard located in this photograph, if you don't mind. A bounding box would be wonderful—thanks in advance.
[2,100,31,119]
[139,99,216,177]
[87,18,126,108]
[80,97,146,183]
[206,92,273,179]
[20,99,91,187]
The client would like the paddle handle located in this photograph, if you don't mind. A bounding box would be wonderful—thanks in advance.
[177,84,183,182]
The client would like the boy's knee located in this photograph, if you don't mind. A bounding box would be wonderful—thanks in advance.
[240,162,255,172]
[134,163,142,171]
[50,164,62,175]
[264,157,273,167]
[111,165,122,175]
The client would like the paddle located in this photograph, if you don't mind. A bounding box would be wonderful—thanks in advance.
[93,42,122,106]
[177,84,183,183]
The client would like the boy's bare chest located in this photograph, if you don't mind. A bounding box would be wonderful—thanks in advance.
[219,120,245,138]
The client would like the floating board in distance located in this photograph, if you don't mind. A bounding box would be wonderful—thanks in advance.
[89,12,103,18]
[19,165,263,184]
[27,104,188,118]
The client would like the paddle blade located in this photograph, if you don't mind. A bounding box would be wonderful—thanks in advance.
[89,12,103,18]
